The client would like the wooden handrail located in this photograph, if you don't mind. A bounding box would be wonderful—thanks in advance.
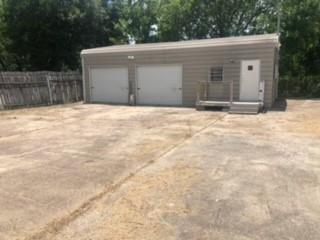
[230,80,234,104]
[197,80,234,103]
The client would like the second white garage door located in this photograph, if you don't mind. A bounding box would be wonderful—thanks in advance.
[137,65,182,106]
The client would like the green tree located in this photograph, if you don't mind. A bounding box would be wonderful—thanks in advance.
[277,0,320,97]
[279,0,320,76]
[114,0,161,43]
[158,0,277,41]
[1,0,124,71]
[0,0,12,70]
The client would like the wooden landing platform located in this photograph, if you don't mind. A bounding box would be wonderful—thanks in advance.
[196,100,263,114]
[196,100,231,107]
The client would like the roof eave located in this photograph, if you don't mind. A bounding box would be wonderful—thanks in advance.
[81,34,279,56]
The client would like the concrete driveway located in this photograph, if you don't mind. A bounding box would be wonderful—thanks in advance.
[0,100,320,240]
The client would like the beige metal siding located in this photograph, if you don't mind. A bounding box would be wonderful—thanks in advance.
[83,42,277,108]
[82,34,278,54]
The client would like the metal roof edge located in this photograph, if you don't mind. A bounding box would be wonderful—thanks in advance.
[81,33,279,55]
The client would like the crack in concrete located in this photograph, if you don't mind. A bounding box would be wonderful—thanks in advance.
[25,113,227,240]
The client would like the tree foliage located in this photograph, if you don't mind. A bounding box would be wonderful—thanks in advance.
[114,0,161,43]
[158,0,277,41]
[1,0,123,71]
[280,0,320,76]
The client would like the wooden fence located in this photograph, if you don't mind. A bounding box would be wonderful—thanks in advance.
[0,71,83,110]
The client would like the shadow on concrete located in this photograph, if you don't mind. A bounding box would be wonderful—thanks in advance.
[269,98,287,112]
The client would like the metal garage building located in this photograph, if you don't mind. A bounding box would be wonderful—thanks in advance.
[81,34,280,112]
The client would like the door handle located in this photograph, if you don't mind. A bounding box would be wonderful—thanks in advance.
[172,87,182,91]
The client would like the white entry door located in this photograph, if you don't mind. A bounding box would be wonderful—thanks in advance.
[240,60,260,101]
[90,67,128,104]
[137,65,182,106]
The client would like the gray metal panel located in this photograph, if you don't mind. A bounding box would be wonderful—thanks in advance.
[82,34,278,55]
[82,40,278,108]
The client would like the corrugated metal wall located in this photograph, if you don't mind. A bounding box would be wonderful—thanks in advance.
[82,42,277,108]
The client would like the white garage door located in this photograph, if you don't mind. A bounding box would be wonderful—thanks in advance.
[90,67,128,104]
[137,65,182,106]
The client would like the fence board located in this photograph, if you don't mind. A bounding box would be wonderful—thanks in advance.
[0,71,82,109]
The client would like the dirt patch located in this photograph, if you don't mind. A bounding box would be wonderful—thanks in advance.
[281,100,320,137]
[54,164,202,240]
[103,164,201,240]
[286,115,320,137]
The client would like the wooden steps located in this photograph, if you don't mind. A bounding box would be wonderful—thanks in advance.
[196,100,262,114]
[229,102,261,114]
[196,100,230,107]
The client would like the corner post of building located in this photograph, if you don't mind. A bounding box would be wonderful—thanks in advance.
[229,80,234,106]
